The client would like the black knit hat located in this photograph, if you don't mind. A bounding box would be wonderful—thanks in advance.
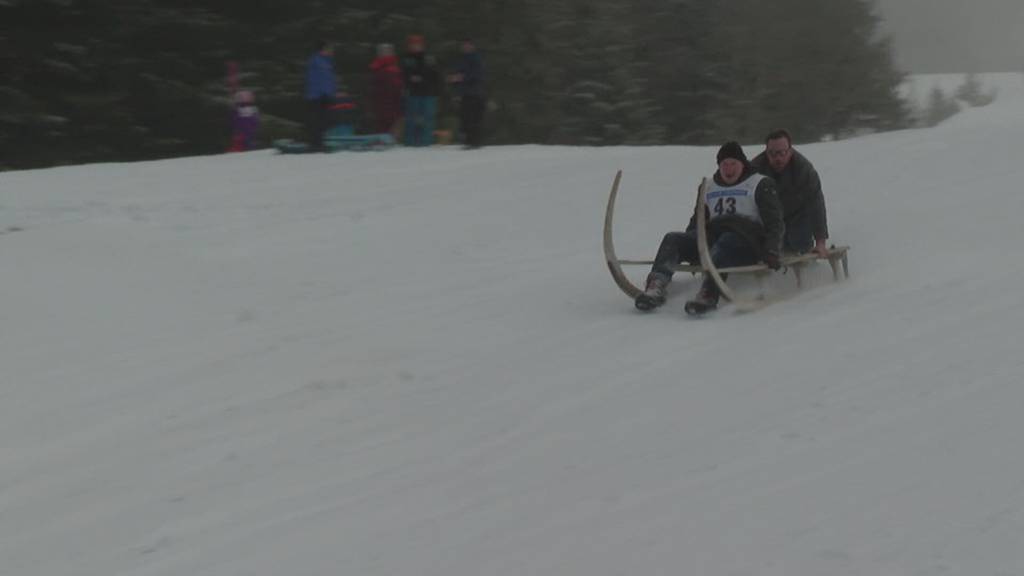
[716,141,748,165]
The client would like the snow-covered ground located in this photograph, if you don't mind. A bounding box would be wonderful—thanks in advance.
[2,74,1024,576]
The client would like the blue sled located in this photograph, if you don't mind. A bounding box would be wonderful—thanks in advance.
[273,124,396,154]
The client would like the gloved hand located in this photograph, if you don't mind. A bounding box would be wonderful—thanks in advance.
[764,252,781,270]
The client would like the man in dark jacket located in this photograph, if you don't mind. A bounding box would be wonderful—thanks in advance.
[305,40,340,151]
[400,34,441,146]
[635,141,784,313]
[750,129,830,257]
[447,39,485,148]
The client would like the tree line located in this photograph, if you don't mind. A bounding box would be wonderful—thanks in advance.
[1,0,908,170]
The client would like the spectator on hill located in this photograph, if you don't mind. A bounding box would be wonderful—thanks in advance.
[447,38,485,149]
[369,43,404,137]
[400,34,441,146]
[227,89,259,152]
[305,40,342,151]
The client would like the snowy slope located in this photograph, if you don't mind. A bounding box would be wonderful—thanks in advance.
[900,72,1016,124]
[2,75,1024,576]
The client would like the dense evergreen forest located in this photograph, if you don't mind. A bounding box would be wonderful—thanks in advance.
[1,0,908,170]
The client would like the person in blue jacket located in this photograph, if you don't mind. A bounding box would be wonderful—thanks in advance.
[305,40,341,151]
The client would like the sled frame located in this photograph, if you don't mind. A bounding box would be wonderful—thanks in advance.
[603,170,850,303]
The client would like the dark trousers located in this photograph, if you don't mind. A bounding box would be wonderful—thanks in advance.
[459,94,485,147]
[783,212,814,253]
[306,97,331,150]
[651,230,759,293]
[404,96,437,146]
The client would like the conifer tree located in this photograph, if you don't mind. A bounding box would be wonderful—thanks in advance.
[1,0,910,169]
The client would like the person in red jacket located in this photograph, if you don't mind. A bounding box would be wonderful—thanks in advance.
[369,43,404,137]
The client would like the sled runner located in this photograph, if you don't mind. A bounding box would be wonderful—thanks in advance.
[603,170,850,310]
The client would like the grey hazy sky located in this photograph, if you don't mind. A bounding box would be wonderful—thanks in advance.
[874,0,1024,72]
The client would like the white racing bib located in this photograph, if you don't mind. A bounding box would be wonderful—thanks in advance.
[704,174,764,224]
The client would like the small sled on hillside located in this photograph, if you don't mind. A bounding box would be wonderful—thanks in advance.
[273,100,396,154]
[603,170,850,312]
[273,125,396,154]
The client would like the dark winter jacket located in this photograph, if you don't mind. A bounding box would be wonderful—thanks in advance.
[452,51,484,97]
[686,167,785,259]
[401,51,441,97]
[305,52,338,101]
[750,149,828,241]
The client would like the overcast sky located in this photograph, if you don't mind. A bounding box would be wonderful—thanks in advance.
[874,0,1024,72]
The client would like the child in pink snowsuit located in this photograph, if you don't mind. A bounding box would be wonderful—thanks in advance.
[228,90,260,152]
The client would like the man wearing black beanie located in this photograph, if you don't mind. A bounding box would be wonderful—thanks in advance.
[635,141,785,315]
[716,141,748,165]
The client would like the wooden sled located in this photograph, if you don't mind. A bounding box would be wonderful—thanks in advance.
[604,169,850,306]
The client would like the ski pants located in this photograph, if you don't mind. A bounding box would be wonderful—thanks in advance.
[783,212,815,254]
[651,230,760,293]
[459,94,485,147]
[306,97,332,151]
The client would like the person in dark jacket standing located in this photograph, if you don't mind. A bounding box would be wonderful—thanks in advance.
[369,43,403,137]
[750,129,830,257]
[447,39,485,148]
[305,40,340,151]
[400,34,441,146]
[635,141,785,313]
